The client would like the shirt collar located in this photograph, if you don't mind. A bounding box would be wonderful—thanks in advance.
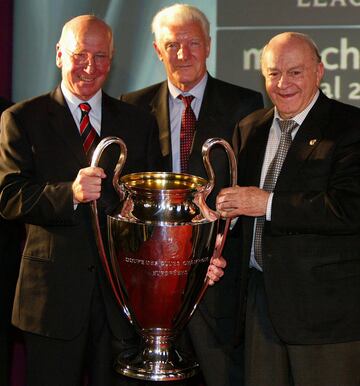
[274,90,320,127]
[167,73,208,101]
[60,81,102,116]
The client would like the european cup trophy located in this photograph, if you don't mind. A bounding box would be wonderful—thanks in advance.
[90,137,237,381]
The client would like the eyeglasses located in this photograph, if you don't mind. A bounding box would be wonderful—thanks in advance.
[64,48,110,66]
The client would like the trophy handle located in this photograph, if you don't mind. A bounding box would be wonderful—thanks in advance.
[192,138,237,306]
[90,137,132,321]
[202,137,237,253]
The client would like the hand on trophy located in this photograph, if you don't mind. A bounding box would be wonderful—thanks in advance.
[207,255,226,285]
[72,166,107,204]
[216,185,269,218]
[207,234,227,285]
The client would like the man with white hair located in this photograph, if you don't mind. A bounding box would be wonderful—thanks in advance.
[121,4,263,385]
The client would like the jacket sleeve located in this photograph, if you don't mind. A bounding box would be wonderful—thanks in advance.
[0,109,76,226]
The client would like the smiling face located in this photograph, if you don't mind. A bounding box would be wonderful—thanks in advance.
[153,21,210,92]
[56,16,113,100]
[261,33,324,119]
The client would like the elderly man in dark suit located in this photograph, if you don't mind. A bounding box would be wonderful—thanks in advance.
[0,15,163,386]
[217,32,360,386]
[0,97,23,386]
[121,4,263,386]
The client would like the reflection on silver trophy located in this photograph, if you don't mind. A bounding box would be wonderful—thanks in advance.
[91,136,237,381]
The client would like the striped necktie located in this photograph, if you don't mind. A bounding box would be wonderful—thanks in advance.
[79,103,98,161]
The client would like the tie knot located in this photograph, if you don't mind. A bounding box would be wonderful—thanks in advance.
[276,118,298,134]
[79,103,91,114]
[178,94,194,108]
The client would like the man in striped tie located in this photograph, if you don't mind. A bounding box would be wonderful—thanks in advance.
[0,15,163,386]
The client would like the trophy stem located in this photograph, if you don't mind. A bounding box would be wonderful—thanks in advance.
[114,329,199,381]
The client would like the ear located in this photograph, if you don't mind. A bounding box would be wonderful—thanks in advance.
[55,43,63,68]
[153,41,163,62]
[316,61,325,86]
[206,37,211,58]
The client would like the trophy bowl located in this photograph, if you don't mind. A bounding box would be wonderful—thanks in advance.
[91,137,237,381]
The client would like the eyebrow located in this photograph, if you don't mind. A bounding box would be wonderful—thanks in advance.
[266,65,305,72]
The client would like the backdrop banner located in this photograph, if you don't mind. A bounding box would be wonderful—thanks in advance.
[217,0,360,107]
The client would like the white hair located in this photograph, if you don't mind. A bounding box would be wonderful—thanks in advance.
[151,3,210,43]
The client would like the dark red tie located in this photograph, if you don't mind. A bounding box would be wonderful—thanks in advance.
[79,103,98,161]
[178,95,196,173]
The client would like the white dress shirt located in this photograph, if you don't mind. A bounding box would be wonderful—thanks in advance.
[61,81,102,136]
[250,91,320,271]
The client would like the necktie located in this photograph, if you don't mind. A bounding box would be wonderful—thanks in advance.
[254,119,298,267]
[178,95,196,173]
[79,103,98,161]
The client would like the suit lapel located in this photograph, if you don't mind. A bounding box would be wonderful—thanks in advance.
[194,76,228,147]
[241,109,273,187]
[197,76,224,127]
[148,82,171,161]
[101,92,119,139]
[48,87,87,166]
[275,93,328,190]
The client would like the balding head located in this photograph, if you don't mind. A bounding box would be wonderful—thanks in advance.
[261,32,321,75]
[56,15,113,100]
[260,32,324,119]
[58,15,114,55]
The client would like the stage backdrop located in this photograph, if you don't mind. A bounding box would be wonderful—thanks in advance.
[11,0,216,102]
[217,0,360,107]
[10,0,360,108]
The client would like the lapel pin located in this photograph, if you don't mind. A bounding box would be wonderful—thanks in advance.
[309,139,317,146]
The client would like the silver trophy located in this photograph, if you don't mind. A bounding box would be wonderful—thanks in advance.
[91,137,237,381]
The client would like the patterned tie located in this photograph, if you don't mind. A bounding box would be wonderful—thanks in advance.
[254,119,298,267]
[178,95,196,173]
[79,103,98,161]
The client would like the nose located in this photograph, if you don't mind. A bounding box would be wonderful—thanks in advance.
[277,74,290,88]
[177,44,190,60]
[83,56,96,73]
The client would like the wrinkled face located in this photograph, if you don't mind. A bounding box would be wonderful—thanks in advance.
[154,22,210,92]
[56,20,112,100]
[262,35,324,119]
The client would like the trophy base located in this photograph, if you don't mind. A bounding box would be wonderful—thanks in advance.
[114,346,199,381]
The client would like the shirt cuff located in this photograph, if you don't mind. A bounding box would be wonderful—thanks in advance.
[266,192,273,221]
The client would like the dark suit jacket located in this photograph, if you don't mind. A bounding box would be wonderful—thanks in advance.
[0,97,22,320]
[0,97,24,385]
[121,75,263,339]
[235,91,360,345]
[0,87,163,340]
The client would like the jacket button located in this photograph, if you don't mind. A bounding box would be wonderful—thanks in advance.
[88,265,96,272]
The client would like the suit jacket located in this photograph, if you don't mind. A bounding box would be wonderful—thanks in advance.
[121,75,263,207]
[0,97,22,311]
[0,86,163,340]
[121,75,263,336]
[235,91,360,345]
[0,97,24,385]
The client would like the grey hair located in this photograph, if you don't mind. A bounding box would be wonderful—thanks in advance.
[151,3,210,43]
